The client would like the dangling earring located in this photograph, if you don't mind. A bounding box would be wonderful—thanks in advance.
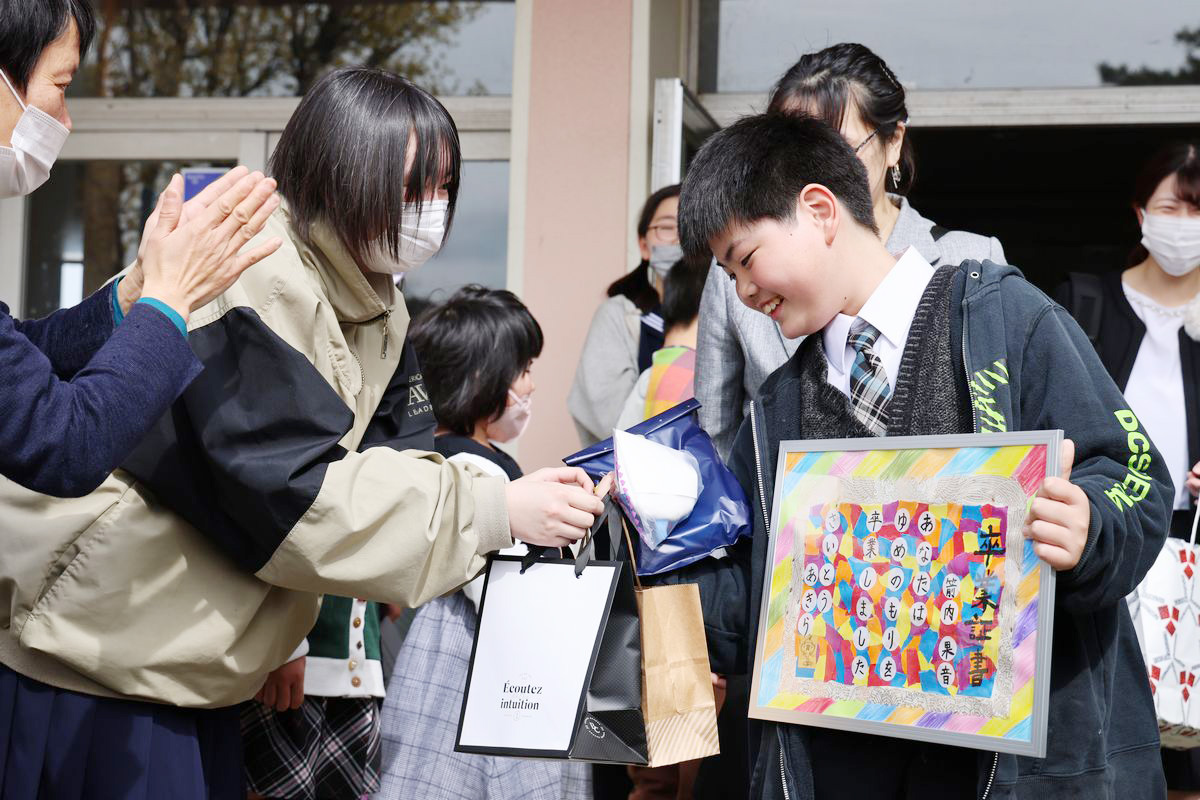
[891,164,901,187]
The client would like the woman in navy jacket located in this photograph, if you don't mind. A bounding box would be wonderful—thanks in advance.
[0,0,280,497]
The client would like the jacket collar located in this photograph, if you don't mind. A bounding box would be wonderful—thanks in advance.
[287,206,395,323]
[888,195,942,266]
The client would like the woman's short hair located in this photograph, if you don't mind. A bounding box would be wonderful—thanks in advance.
[767,43,915,195]
[269,66,462,266]
[408,285,544,437]
[607,184,682,314]
[1128,141,1200,265]
[0,0,95,91]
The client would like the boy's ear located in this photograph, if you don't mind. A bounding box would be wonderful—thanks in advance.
[797,183,839,247]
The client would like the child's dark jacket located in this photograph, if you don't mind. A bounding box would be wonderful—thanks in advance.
[675,261,1172,799]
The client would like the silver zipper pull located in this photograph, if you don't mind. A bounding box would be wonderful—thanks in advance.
[380,309,391,359]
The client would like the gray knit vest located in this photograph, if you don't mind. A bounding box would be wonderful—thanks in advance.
[793,264,971,440]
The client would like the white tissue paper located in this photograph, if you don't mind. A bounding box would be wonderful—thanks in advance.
[612,429,701,549]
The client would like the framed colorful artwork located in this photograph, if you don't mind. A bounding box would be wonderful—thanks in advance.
[748,431,1061,757]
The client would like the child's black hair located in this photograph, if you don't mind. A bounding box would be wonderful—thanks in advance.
[679,113,877,261]
[660,256,709,332]
[407,285,543,437]
[607,184,681,313]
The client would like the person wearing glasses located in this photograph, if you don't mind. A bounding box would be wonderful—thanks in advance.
[695,43,1007,459]
[569,183,681,445]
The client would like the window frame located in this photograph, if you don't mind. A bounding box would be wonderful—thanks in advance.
[0,95,511,317]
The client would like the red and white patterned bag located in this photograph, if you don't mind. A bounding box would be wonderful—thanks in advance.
[1128,508,1200,749]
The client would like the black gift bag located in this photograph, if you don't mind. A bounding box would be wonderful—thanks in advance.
[455,500,649,765]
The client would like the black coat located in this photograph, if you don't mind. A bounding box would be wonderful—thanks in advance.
[1055,269,1200,538]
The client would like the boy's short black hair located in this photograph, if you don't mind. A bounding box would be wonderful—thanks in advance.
[679,113,877,260]
[408,285,543,437]
[660,255,708,332]
[0,0,95,91]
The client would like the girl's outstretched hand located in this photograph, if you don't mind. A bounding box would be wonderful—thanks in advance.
[506,467,607,548]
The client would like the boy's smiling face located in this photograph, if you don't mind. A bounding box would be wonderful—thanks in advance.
[711,186,848,339]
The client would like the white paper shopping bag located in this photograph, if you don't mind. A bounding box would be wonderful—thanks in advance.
[1128,508,1200,748]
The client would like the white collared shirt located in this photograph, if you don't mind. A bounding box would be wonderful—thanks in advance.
[822,246,936,399]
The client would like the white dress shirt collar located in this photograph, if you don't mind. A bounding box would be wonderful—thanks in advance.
[822,247,937,395]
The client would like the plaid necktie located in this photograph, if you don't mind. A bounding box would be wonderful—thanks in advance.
[847,322,891,435]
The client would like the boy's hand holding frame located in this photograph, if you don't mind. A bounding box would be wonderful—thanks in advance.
[1025,439,1091,571]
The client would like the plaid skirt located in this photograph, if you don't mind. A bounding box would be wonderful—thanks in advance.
[375,590,592,800]
[241,696,380,800]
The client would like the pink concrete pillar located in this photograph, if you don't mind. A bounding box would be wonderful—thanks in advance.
[517,1,634,470]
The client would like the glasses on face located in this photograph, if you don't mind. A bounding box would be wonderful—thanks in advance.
[647,221,679,243]
[852,128,881,154]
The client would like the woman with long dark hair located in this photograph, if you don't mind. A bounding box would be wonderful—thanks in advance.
[568,183,681,445]
[695,43,1006,458]
[1055,142,1200,800]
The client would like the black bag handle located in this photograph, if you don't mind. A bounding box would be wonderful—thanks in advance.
[518,496,640,584]
[519,496,616,575]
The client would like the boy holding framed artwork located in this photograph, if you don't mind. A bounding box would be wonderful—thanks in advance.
[671,113,1172,798]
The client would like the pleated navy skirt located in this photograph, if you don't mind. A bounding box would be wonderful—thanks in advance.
[0,664,243,800]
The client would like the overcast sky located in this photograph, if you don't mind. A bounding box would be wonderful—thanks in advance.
[714,0,1199,91]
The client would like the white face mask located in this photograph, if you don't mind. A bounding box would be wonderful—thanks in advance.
[362,199,449,275]
[1141,212,1200,277]
[0,69,69,200]
[486,389,532,443]
[649,243,683,281]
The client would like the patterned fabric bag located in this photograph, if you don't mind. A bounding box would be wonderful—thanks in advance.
[1128,507,1200,748]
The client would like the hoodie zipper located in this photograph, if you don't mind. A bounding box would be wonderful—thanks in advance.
[748,404,771,535]
[751,404,790,799]
[962,305,978,436]
[962,277,999,799]
[980,753,997,800]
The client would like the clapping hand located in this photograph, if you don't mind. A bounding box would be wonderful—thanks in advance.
[119,166,282,319]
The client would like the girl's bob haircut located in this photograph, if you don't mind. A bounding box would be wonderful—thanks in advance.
[270,66,462,265]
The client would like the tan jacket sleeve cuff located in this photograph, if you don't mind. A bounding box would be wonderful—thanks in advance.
[473,474,513,554]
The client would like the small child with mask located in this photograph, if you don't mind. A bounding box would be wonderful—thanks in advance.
[373,285,592,800]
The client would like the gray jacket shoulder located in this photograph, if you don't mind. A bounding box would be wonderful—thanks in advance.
[889,196,1006,267]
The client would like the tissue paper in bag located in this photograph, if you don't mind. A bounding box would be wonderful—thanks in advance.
[612,429,701,548]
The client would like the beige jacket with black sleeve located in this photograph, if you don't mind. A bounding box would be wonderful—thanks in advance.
[0,205,512,708]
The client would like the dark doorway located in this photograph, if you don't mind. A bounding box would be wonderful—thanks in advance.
[907,124,1200,294]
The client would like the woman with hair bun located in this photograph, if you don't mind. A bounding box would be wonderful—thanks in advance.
[695,43,1007,458]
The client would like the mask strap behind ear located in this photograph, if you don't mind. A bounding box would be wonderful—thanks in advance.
[0,70,27,111]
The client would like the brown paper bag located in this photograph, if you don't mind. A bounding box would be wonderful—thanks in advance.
[636,583,721,767]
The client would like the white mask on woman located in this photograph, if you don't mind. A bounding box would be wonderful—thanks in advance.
[1141,212,1200,277]
[0,69,69,199]
[362,199,449,275]
[486,389,533,443]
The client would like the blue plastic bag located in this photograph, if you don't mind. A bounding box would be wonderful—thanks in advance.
[563,398,751,576]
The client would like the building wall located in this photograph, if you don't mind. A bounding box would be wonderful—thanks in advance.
[515,0,635,470]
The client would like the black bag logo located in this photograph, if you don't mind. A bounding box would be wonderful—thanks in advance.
[584,717,606,740]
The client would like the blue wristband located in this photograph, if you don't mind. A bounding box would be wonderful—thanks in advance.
[111,277,125,326]
[136,297,188,338]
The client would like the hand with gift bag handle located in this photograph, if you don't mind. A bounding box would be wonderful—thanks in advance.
[506,467,609,548]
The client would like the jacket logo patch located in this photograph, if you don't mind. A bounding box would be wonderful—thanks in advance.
[969,359,1011,433]
[1105,409,1155,511]
[407,371,433,419]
